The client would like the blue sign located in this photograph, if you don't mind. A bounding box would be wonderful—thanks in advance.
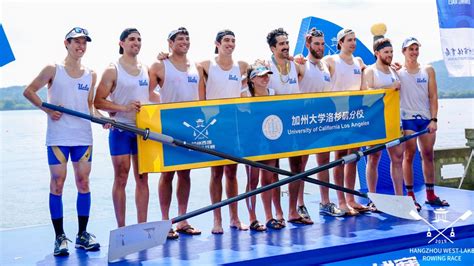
[294,16,375,65]
[137,90,400,172]
[0,24,15,67]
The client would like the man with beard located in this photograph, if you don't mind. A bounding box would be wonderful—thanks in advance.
[198,29,248,234]
[95,28,151,228]
[149,27,203,239]
[398,37,449,210]
[298,28,345,217]
[324,29,368,216]
[362,30,404,211]
[266,28,313,226]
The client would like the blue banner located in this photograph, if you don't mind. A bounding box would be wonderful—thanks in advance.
[294,16,375,65]
[436,0,474,77]
[0,24,15,67]
[137,90,400,173]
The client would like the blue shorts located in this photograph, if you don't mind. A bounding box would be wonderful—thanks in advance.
[402,119,430,132]
[109,128,138,156]
[47,146,92,165]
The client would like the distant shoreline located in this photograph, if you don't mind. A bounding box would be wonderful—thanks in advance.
[1,96,472,111]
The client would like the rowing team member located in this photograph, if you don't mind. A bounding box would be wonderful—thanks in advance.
[24,25,448,251]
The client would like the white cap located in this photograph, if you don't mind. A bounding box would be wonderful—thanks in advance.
[337,28,354,42]
[402,37,421,49]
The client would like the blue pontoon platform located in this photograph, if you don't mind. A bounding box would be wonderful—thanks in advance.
[1,186,473,265]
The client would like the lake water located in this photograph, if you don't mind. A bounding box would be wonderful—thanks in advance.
[1,98,473,229]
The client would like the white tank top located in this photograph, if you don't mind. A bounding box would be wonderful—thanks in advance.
[206,58,242,100]
[268,59,300,95]
[109,61,150,125]
[398,67,431,120]
[159,59,199,103]
[46,64,92,146]
[330,55,362,91]
[299,60,331,93]
[370,65,399,89]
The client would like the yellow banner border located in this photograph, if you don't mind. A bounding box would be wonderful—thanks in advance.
[137,89,400,173]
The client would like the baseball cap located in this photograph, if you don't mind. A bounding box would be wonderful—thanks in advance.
[167,27,189,41]
[65,27,91,42]
[249,65,273,79]
[214,29,235,53]
[402,37,421,49]
[337,28,354,42]
[119,28,140,54]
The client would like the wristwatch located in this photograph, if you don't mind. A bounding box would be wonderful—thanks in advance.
[430,118,438,123]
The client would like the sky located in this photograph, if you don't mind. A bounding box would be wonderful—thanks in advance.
[0,0,443,87]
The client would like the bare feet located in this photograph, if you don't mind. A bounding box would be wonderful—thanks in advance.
[339,203,359,216]
[212,224,224,234]
[347,202,370,213]
[230,220,249,231]
[212,219,224,234]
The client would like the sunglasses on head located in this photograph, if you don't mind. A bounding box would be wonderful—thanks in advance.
[306,28,324,38]
[250,66,270,79]
[68,27,88,36]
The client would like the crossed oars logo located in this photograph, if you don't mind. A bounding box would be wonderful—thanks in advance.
[182,119,217,140]
[410,210,472,244]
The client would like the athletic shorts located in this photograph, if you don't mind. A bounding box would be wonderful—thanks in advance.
[47,146,92,165]
[402,119,430,132]
[109,128,138,156]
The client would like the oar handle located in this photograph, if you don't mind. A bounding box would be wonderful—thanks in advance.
[42,102,170,142]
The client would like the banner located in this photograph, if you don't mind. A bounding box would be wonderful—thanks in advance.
[137,89,400,173]
[436,0,474,77]
[294,16,375,65]
[0,24,15,67]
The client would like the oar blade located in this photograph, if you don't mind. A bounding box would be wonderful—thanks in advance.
[108,220,172,262]
[368,192,420,220]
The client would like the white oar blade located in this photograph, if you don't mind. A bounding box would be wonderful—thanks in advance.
[108,220,172,262]
[368,193,420,220]
[460,210,472,221]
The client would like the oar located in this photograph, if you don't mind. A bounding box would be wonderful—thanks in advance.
[42,102,426,219]
[42,103,424,261]
[172,129,428,223]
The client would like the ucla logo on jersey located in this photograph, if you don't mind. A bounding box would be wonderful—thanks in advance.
[353,69,361,75]
[139,79,148,86]
[324,75,330,82]
[417,77,427,83]
[289,78,297,84]
[77,83,90,91]
[228,74,239,81]
[188,76,198,83]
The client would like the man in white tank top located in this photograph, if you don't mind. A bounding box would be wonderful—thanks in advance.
[398,37,449,208]
[95,28,152,228]
[149,27,204,239]
[362,35,405,211]
[324,29,369,216]
[198,29,249,234]
[297,28,345,217]
[24,27,100,256]
[266,28,313,226]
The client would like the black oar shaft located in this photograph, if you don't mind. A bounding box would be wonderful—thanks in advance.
[172,158,344,223]
[41,103,429,224]
[172,129,428,223]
